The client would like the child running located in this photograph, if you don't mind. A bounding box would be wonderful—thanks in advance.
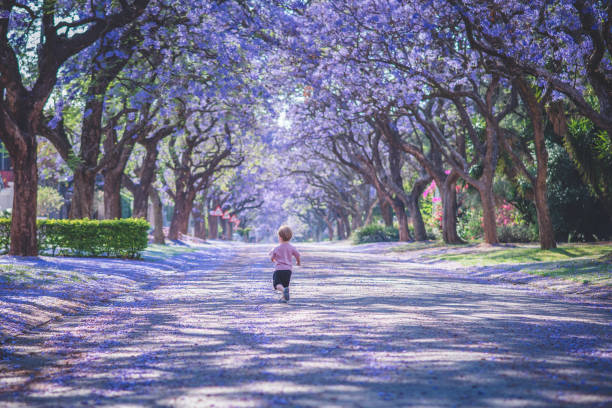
[269,225,301,302]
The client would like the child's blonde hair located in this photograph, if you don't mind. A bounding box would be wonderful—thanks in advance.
[278,225,293,241]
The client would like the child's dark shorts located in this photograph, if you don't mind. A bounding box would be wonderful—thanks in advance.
[273,270,292,288]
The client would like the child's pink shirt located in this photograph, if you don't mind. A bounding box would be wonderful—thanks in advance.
[269,242,300,271]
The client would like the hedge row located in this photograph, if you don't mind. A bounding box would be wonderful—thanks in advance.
[0,218,150,258]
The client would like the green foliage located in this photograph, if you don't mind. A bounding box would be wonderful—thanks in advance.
[0,218,149,258]
[121,192,133,218]
[353,224,399,244]
[457,206,484,242]
[37,186,64,218]
[564,118,612,210]
[497,224,538,243]
[236,227,252,238]
[0,219,9,253]
[419,196,440,238]
[547,141,612,242]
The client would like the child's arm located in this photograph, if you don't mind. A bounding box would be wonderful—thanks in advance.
[294,253,301,266]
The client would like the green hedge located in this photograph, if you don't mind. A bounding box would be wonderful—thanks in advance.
[353,224,399,244]
[497,224,538,243]
[0,218,150,258]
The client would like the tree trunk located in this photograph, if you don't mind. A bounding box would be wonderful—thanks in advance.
[336,218,345,240]
[351,213,361,231]
[10,148,39,256]
[150,189,165,245]
[534,183,555,249]
[131,141,161,219]
[193,201,206,239]
[221,219,231,240]
[407,176,431,242]
[364,198,377,226]
[325,217,334,241]
[132,189,148,219]
[168,190,195,240]
[440,174,463,244]
[380,199,393,227]
[103,170,122,220]
[390,200,411,242]
[342,213,351,237]
[408,196,427,241]
[515,78,557,250]
[479,185,499,245]
[531,113,556,249]
[70,169,96,219]
[208,213,219,239]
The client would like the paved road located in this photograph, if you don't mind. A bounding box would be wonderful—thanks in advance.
[1,243,611,407]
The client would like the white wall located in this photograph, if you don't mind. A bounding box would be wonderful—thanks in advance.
[0,183,13,212]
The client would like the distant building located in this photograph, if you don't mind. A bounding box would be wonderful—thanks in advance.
[0,143,13,212]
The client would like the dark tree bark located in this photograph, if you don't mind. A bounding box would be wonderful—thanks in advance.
[389,199,411,242]
[129,125,175,219]
[440,172,462,244]
[149,188,165,244]
[407,177,430,241]
[101,110,157,220]
[364,198,378,226]
[324,215,335,241]
[168,186,197,240]
[0,3,149,254]
[69,29,140,219]
[165,122,237,241]
[389,142,462,244]
[379,198,393,227]
[227,221,233,240]
[9,142,39,256]
[503,78,556,249]
[351,213,361,232]
[192,200,206,239]
[219,218,229,240]
[412,76,508,244]
[70,171,97,219]
[341,212,351,238]
[208,214,219,239]
[103,170,123,220]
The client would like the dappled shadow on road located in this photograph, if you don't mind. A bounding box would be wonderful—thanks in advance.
[0,244,233,339]
[1,244,611,407]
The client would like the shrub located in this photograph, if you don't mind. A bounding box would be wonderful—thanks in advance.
[0,218,149,258]
[457,206,484,242]
[37,186,64,218]
[497,224,538,243]
[353,224,399,244]
[547,141,612,242]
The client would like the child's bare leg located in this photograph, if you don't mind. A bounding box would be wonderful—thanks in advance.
[275,284,284,292]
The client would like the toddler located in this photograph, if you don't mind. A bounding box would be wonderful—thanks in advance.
[269,226,301,302]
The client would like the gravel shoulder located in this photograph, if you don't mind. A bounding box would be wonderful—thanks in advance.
[1,242,611,407]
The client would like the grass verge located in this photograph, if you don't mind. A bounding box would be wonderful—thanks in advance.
[390,241,449,252]
[142,243,200,262]
[427,243,612,286]
[429,244,611,266]
[527,259,611,286]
